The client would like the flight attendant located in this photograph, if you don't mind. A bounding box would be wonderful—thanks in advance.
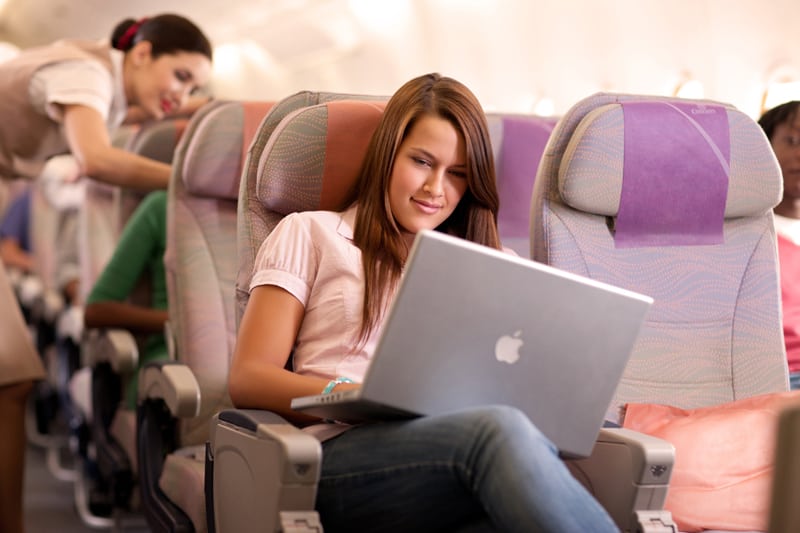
[0,14,212,533]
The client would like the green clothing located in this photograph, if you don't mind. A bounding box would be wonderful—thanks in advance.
[87,190,168,408]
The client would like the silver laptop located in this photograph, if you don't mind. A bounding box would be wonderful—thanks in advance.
[291,229,653,458]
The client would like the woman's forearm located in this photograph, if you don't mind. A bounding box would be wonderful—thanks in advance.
[83,300,167,333]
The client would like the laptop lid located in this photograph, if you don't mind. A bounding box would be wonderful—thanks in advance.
[293,229,652,457]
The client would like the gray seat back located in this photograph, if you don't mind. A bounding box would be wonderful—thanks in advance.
[530,93,789,421]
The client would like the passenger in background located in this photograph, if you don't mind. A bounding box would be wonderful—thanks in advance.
[0,189,34,274]
[0,14,211,533]
[0,178,82,305]
[83,190,169,409]
[760,100,800,390]
[229,73,618,532]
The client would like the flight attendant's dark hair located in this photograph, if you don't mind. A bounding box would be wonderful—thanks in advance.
[111,13,212,61]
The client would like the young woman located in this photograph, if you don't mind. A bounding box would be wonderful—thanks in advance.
[229,73,618,532]
[0,14,212,191]
[759,101,800,390]
[0,14,211,533]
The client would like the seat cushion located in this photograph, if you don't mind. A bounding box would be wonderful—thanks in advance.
[159,445,206,533]
[623,391,800,532]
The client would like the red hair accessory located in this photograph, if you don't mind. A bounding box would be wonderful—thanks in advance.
[117,17,149,51]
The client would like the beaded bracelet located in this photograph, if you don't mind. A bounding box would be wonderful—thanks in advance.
[322,376,355,395]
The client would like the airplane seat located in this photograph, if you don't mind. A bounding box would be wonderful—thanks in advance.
[24,171,85,482]
[26,176,79,331]
[72,117,191,528]
[235,90,388,324]
[135,100,274,533]
[119,91,377,531]
[209,97,386,533]
[69,124,140,496]
[485,113,558,256]
[75,124,141,306]
[530,92,788,532]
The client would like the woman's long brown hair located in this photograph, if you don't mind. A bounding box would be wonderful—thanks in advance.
[341,73,501,344]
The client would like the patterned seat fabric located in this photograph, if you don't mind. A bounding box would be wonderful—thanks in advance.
[486,113,557,256]
[236,91,387,325]
[78,119,188,304]
[209,95,385,533]
[155,100,274,533]
[72,117,192,523]
[530,93,788,422]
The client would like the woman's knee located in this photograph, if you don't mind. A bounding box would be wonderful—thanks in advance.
[448,405,556,454]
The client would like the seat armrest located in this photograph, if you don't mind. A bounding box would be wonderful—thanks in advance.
[137,361,197,532]
[56,304,83,345]
[81,327,139,374]
[164,320,177,361]
[208,409,322,533]
[39,287,65,323]
[567,427,675,533]
[17,272,44,308]
[138,361,200,418]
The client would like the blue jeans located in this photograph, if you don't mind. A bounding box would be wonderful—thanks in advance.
[315,405,618,533]
[790,371,800,390]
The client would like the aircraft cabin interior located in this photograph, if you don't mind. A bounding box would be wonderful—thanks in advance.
[1,1,800,532]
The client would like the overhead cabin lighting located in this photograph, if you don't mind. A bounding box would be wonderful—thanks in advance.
[494,93,557,116]
[672,71,705,100]
[761,65,800,114]
[212,43,244,78]
[0,41,19,63]
[763,81,800,110]
[348,0,412,35]
[675,79,705,100]
[533,98,556,117]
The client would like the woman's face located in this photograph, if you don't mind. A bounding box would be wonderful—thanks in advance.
[388,114,469,245]
[127,42,211,120]
[772,112,800,202]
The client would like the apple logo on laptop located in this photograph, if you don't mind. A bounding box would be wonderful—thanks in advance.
[494,330,523,364]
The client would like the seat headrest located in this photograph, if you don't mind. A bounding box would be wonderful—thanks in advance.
[181,101,273,200]
[487,114,557,239]
[126,118,189,163]
[559,101,781,221]
[256,100,386,214]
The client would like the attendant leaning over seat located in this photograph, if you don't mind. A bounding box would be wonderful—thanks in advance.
[0,14,212,533]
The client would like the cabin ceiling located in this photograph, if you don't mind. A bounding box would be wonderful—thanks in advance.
[0,0,352,56]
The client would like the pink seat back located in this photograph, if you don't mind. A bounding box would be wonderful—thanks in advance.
[165,101,274,445]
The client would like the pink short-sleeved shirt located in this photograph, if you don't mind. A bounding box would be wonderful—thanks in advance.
[250,206,378,382]
[250,207,513,440]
